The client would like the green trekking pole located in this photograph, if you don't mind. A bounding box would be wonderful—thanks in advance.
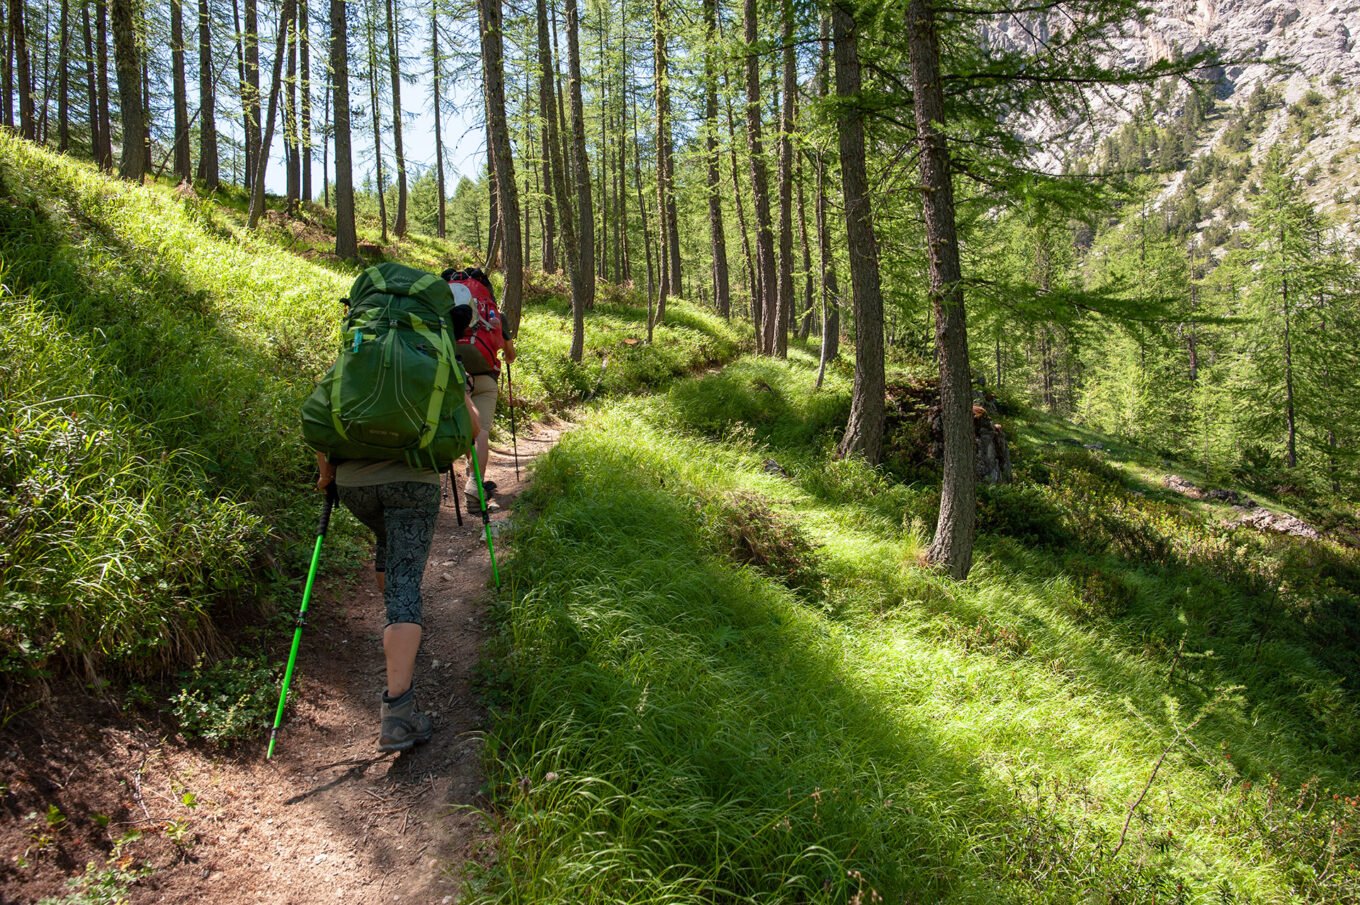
[267,481,338,759]
[469,446,501,588]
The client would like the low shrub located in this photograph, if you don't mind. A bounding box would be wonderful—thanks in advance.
[169,655,278,747]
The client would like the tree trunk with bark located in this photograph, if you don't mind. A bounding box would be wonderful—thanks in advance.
[95,0,112,167]
[284,11,300,212]
[833,1,884,462]
[2,0,12,129]
[248,0,297,227]
[170,0,191,180]
[196,0,219,186]
[243,0,260,188]
[385,0,406,235]
[82,0,99,157]
[299,0,311,200]
[909,0,976,579]
[565,0,594,323]
[702,0,730,318]
[630,50,653,302]
[744,0,776,353]
[773,0,795,357]
[331,0,358,258]
[477,0,523,334]
[110,0,143,178]
[797,149,815,340]
[652,0,672,328]
[11,0,34,138]
[57,0,70,151]
[431,1,444,236]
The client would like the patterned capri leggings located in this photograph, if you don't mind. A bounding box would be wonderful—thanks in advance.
[337,481,440,626]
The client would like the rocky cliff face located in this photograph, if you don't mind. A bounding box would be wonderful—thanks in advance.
[1000,0,1360,241]
[1123,0,1359,103]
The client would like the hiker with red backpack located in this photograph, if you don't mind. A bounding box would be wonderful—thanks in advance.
[443,266,517,514]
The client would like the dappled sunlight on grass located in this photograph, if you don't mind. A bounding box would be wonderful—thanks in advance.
[478,352,1360,902]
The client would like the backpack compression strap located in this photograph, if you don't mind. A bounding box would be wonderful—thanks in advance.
[409,313,452,452]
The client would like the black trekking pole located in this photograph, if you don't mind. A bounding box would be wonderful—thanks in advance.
[448,470,463,526]
[267,481,339,759]
[468,446,501,588]
[504,363,520,482]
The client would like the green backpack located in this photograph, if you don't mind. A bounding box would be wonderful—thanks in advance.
[301,263,473,470]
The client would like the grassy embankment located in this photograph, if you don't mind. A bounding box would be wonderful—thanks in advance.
[0,134,743,698]
[475,348,1360,902]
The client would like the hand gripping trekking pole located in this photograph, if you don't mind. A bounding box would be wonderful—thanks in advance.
[469,447,501,588]
[505,363,520,482]
[267,481,338,759]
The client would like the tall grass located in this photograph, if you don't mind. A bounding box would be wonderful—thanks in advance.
[506,287,746,417]
[0,134,747,687]
[476,350,1360,902]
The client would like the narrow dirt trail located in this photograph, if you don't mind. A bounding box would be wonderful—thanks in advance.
[1,420,565,905]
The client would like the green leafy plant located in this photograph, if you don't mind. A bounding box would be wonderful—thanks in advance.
[170,655,278,747]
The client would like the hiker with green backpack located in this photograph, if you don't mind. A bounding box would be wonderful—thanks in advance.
[300,263,482,753]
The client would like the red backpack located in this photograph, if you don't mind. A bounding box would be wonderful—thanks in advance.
[448,271,505,376]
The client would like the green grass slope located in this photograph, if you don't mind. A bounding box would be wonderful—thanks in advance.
[0,135,744,689]
[476,349,1360,902]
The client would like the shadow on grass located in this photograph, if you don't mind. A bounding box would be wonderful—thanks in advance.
[481,422,1219,901]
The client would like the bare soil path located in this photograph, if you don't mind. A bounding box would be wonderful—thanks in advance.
[1,420,566,904]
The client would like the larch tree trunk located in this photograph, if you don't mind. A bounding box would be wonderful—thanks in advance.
[385,0,406,236]
[321,57,330,206]
[57,0,69,151]
[908,0,976,579]
[11,0,34,138]
[565,0,594,322]
[299,0,311,200]
[540,111,557,271]
[832,0,884,463]
[2,0,12,130]
[171,0,192,180]
[231,0,245,180]
[431,1,445,237]
[95,0,111,167]
[630,50,653,302]
[744,0,776,353]
[702,0,730,318]
[652,0,671,328]
[537,0,579,354]
[1279,219,1297,469]
[332,0,360,261]
[244,0,260,189]
[725,89,756,315]
[110,0,143,178]
[284,11,300,212]
[773,0,795,357]
[484,114,499,265]
[196,0,219,186]
[814,135,841,386]
[82,0,99,158]
[366,0,388,243]
[797,149,814,340]
[139,53,151,173]
[477,0,522,334]
[248,0,297,228]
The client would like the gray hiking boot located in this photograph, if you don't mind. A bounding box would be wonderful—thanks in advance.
[379,688,433,752]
